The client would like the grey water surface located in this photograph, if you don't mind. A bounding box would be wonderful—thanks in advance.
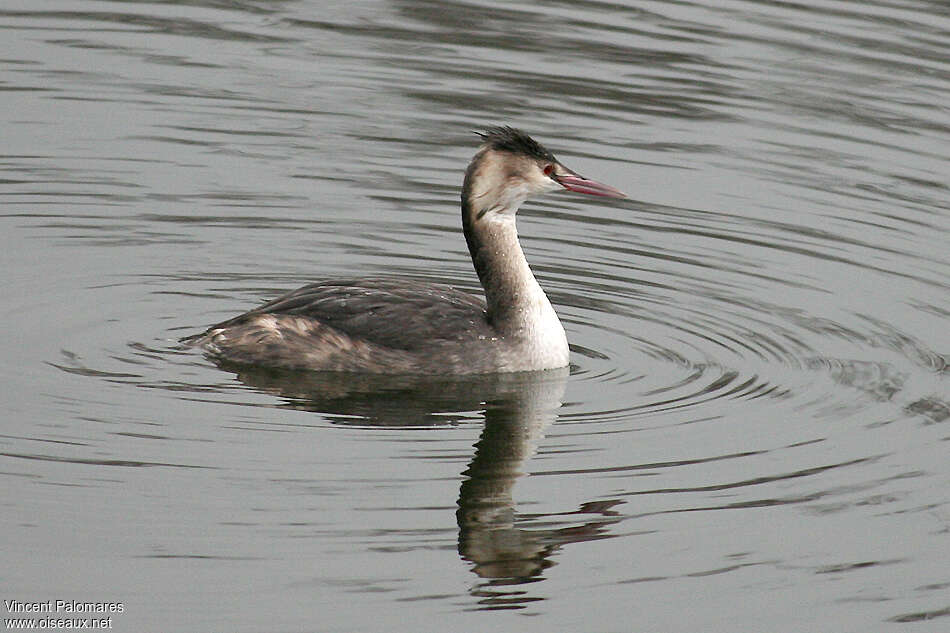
[2,1,949,632]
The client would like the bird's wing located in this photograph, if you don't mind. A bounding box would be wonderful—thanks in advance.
[207,278,493,351]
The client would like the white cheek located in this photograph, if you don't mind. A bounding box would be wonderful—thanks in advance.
[495,182,533,213]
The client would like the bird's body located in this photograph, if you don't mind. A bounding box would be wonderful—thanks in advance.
[187,127,625,374]
[194,277,563,373]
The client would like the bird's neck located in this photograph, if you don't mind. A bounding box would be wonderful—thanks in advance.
[461,196,564,345]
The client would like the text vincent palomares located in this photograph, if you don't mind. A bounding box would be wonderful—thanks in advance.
[5,600,124,614]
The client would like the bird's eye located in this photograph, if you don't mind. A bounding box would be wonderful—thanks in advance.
[543,164,555,177]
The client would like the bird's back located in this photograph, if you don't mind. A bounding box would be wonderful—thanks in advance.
[188,278,501,373]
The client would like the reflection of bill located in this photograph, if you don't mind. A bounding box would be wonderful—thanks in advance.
[456,368,623,596]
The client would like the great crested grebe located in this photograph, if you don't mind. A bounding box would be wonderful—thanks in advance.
[186,126,625,374]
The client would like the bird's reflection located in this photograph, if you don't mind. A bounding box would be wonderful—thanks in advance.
[456,369,566,582]
[455,369,623,607]
[216,361,623,606]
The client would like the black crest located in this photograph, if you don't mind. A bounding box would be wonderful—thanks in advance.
[475,126,557,162]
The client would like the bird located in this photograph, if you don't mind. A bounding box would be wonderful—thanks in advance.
[185,126,626,374]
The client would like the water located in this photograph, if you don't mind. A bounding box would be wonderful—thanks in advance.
[2,1,948,631]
